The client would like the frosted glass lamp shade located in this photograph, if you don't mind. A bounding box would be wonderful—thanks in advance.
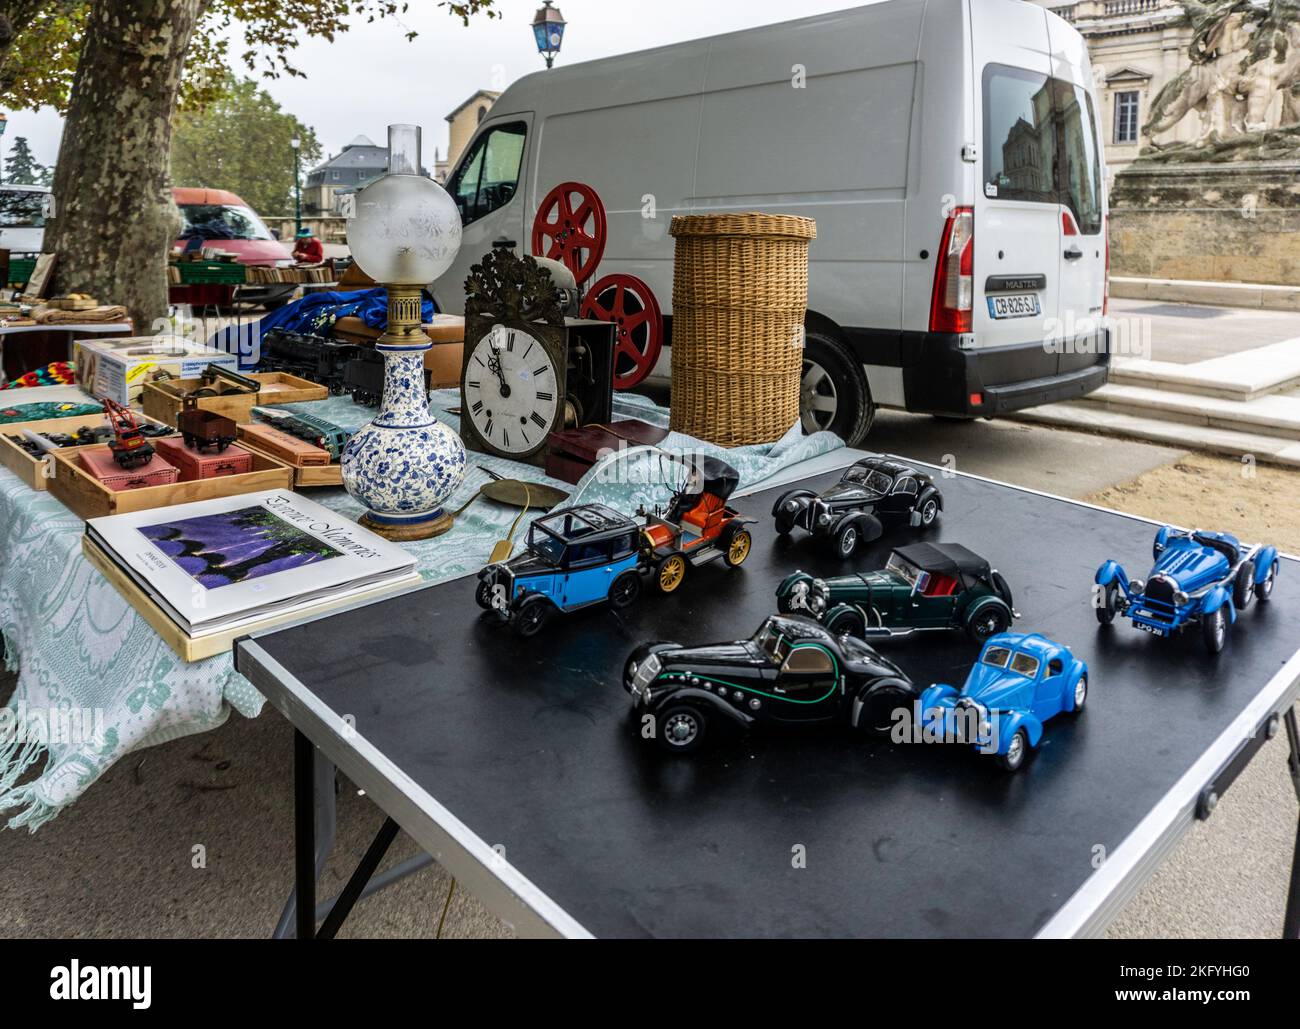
[347,173,462,286]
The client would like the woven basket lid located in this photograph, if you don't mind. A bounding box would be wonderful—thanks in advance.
[670,212,817,240]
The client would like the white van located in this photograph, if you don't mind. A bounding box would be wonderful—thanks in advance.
[433,0,1109,445]
[0,183,51,255]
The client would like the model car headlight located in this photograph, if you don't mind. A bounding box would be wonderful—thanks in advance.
[1173,589,1189,606]
[632,654,661,694]
[1129,579,1144,595]
[784,500,799,512]
[818,512,833,526]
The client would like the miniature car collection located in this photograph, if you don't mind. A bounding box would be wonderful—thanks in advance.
[919,633,1087,772]
[638,453,754,593]
[772,455,942,557]
[624,613,919,753]
[774,542,1016,643]
[1095,525,1279,654]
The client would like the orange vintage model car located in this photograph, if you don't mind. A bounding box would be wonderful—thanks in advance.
[639,453,754,593]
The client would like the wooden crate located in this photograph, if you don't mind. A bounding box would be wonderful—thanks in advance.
[0,412,176,491]
[46,442,292,519]
[235,423,344,488]
[140,372,327,428]
[81,535,421,662]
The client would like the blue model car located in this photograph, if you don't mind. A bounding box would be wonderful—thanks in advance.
[475,503,643,636]
[919,633,1087,772]
[1095,525,1279,654]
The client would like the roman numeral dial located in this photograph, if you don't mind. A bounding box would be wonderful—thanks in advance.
[461,327,560,457]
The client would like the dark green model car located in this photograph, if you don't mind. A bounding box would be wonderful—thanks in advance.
[775,542,1018,644]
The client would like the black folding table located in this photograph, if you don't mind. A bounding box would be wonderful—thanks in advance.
[234,450,1300,938]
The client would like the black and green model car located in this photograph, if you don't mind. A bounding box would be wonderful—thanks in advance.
[774,542,1018,644]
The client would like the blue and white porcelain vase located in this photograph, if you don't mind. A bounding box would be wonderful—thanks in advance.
[340,325,466,538]
[339,123,466,540]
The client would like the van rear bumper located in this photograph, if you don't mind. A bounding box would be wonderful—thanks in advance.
[845,327,1110,417]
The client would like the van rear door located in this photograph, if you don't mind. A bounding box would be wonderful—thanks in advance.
[970,2,1059,348]
[1047,15,1107,343]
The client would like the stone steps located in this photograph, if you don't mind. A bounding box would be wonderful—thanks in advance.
[1108,339,1300,400]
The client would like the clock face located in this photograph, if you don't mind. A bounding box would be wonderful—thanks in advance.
[463,326,560,455]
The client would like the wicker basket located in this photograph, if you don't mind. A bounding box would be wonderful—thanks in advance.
[669,212,816,446]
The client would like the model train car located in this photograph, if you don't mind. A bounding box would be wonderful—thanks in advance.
[258,329,364,395]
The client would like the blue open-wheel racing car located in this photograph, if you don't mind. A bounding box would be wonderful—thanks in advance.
[1095,525,1279,654]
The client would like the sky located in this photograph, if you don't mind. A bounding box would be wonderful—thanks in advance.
[6,0,861,176]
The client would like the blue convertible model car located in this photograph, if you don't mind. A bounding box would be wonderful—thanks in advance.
[1095,525,1279,654]
[920,633,1087,772]
[475,503,643,636]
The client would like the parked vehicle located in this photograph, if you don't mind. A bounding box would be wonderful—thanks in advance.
[624,613,919,753]
[776,541,1016,643]
[639,453,753,593]
[920,632,1087,772]
[476,503,643,636]
[172,187,296,308]
[431,0,1109,445]
[1095,525,1279,654]
[0,184,51,255]
[772,455,942,557]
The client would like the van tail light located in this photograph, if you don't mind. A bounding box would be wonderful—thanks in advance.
[929,206,973,334]
[1103,215,1110,316]
[1062,210,1078,236]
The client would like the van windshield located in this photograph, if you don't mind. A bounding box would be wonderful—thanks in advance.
[0,190,46,228]
[982,64,1103,234]
[178,204,274,241]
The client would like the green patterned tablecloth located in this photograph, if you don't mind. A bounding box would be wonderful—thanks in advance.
[0,389,841,829]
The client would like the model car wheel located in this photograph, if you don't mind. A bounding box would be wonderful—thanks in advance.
[1257,560,1278,602]
[656,553,687,593]
[826,607,866,638]
[1071,674,1087,714]
[1232,559,1255,612]
[474,579,493,610]
[919,497,939,527]
[801,328,874,445]
[857,683,911,736]
[610,570,642,610]
[967,603,1010,643]
[774,507,797,536]
[656,705,706,753]
[998,728,1029,772]
[723,527,752,568]
[512,597,551,638]
[1096,582,1119,625]
[834,522,859,559]
[1203,605,1228,655]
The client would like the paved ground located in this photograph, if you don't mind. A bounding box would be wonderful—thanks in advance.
[1110,297,1300,364]
[5,413,1295,939]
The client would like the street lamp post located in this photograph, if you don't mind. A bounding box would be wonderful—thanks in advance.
[290,134,302,237]
[531,2,566,69]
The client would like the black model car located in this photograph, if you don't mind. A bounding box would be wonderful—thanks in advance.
[623,614,919,753]
[772,455,943,557]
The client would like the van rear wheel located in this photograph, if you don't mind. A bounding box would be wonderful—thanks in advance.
[801,329,873,446]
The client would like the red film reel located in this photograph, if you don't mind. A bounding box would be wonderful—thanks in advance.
[579,273,664,391]
[531,181,607,287]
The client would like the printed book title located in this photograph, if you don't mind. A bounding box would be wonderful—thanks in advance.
[263,495,384,561]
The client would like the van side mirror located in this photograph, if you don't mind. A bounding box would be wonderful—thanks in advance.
[270,228,281,240]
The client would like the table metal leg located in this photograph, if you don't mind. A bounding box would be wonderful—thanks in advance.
[1283,706,1300,940]
[294,729,317,940]
[317,817,400,940]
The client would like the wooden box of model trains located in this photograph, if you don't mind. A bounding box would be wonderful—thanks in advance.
[152,436,255,481]
[45,441,293,519]
[140,371,327,428]
[0,412,177,491]
[236,422,343,488]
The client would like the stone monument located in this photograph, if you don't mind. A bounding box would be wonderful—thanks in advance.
[1110,0,1300,285]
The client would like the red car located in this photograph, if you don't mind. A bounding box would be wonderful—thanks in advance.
[173,187,297,308]
[639,454,754,593]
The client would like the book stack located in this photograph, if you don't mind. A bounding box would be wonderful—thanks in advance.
[84,489,420,659]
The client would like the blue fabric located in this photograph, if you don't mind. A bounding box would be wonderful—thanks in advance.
[207,288,439,368]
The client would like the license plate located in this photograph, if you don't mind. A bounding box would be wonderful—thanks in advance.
[986,293,1040,319]
[1136,623,1167,637]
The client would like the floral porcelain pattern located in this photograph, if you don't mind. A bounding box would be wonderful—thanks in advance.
[341,347,466,521]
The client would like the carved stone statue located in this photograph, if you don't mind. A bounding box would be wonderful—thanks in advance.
[1142,0,1300,160]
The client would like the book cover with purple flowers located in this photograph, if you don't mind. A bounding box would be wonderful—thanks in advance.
[86,490,417,635]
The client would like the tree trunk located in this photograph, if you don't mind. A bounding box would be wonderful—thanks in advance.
[44,0,208,331]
